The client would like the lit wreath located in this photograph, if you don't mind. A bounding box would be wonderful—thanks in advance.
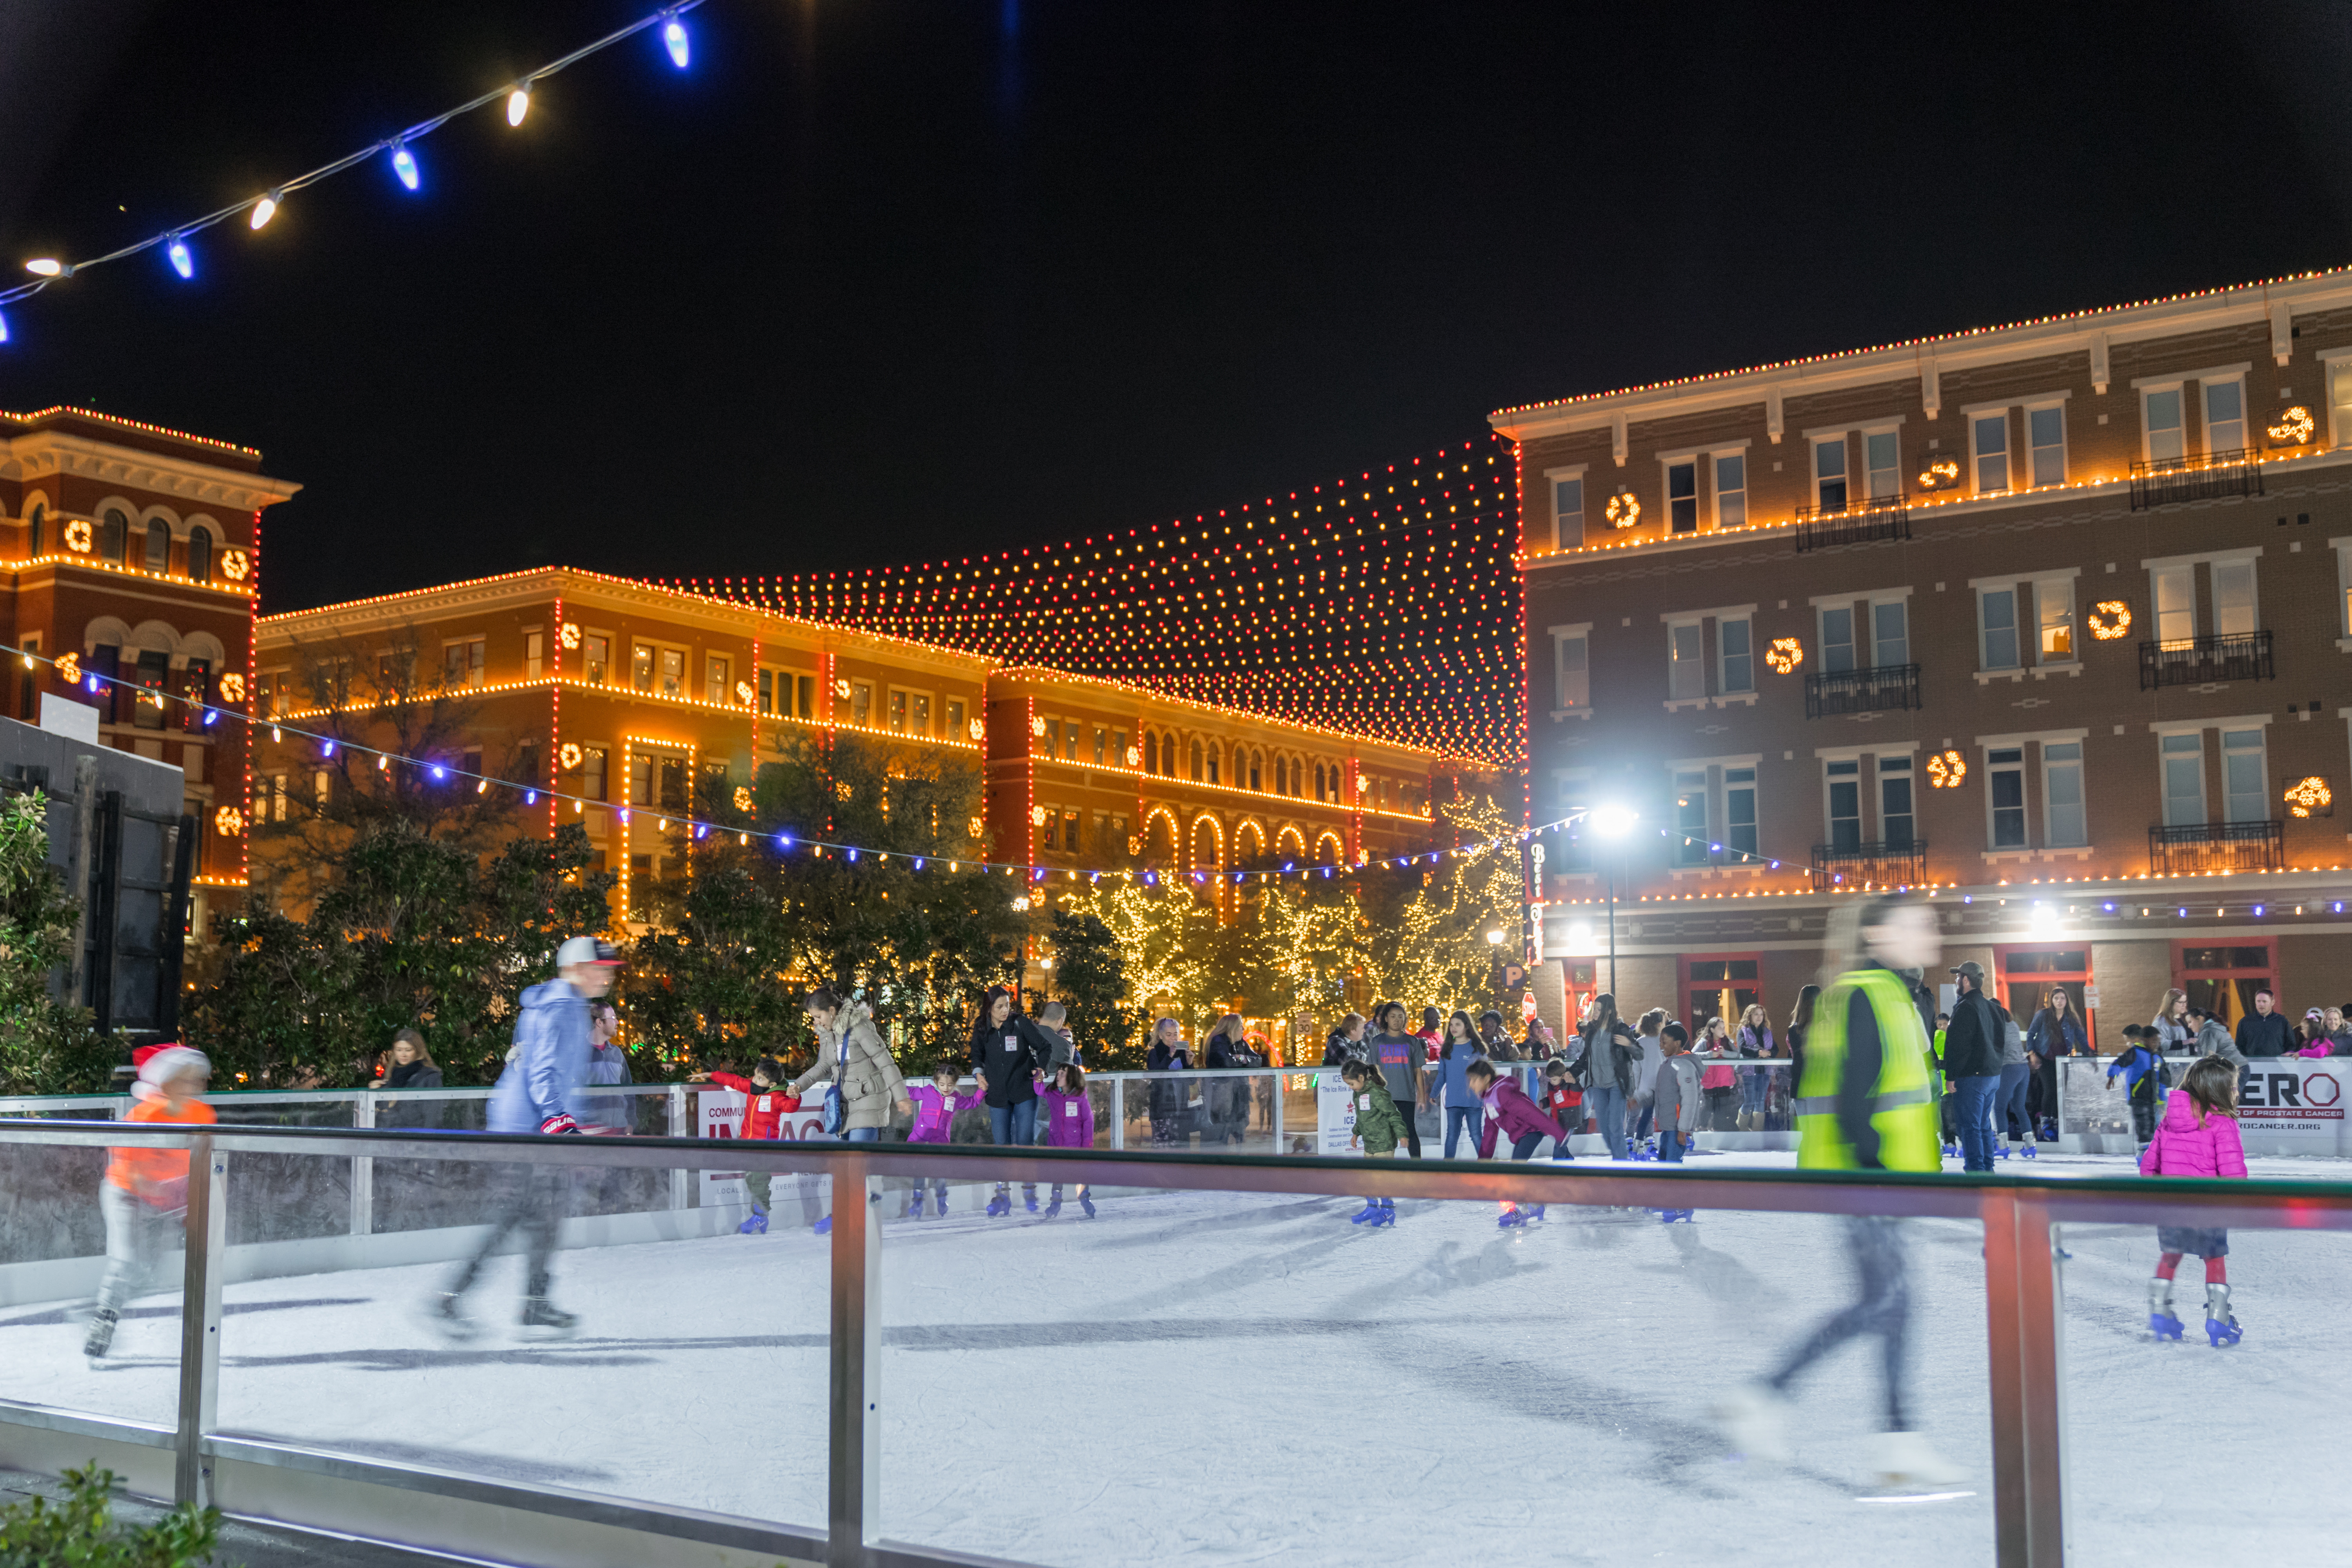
[1916,459,1961,492]
[1125,745,1142,766]
[968,718,985,740]
[558,742,583,770]
[216,672,247,703]
[732,785,754,811]
[56,653,80,684]
[967,816,985,838]
[2088,601,2132,640]
[559,623,581,650]
[1926,749,1967,789]
[2285,776,2332,818]
[220,548,252,581]
[2268,406,2316,445]
[734,680,755,706]
[1029,805,1048,826]
[1604,490,1641,528]
[1764,637,1803,674]
[214,806,245,837]
[63,519,92,553]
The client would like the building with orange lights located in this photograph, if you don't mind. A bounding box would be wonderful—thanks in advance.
[1501,267,2352,1038]
[1,406,301,935]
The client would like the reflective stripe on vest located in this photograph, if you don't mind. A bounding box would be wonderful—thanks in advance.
[1795,968,1943,1172]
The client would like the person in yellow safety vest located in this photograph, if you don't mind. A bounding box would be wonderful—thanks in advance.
[1713,895,1966,1492]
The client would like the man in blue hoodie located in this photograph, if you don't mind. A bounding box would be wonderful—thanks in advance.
[430,936,620,1341]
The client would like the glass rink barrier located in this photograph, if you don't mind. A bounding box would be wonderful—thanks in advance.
[2,1098,2346,1567]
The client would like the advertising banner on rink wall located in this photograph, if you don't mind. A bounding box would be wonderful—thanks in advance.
[2064,1058,2347,1154]
[697,1089,828,1207]
[1316,1072,1361,1156]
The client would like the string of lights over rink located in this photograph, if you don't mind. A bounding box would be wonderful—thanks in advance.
[664,438,1526,766]
[13,644,1780,887]
[0,1,710,336]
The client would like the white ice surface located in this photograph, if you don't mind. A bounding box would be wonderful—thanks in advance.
[2,1149,2347,1567]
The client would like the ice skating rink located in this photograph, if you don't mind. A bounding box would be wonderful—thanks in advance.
[1,1148,2344,1567]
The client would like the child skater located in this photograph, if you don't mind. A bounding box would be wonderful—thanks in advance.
[1341,1058,1404,1227]
[2140,1056,2247,1346]
[2104,1024,2171,1149]
[1039,1062,1096,1217]
[1469,1059,1568,1228]
[687,1056,800,1233]
[1537,1057,1582,1159]
[903,1062,979,1216]
[87,1046,216,1360]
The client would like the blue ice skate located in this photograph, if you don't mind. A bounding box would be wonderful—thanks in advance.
[738,1211,768,1235]
[2150,1310,2185,1341]
[1498,1206,1530,1229]
[987,1188,1012,1218]
[1024,1189,1041,1213]
[1349,1201,1384,1224]
[2019,1142,2036,1160]
[1079,1194,1096,1219]
[1044,1196,1063,1218]
[812,1215,831,1236]
[1367,1200,1396,1228]
[1942,1141,1958,1158]
[904,1190,925,1218]
[2205,1284,2242,1347]
[1993,1142,2011,1160]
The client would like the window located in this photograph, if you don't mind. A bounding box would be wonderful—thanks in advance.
[947,697,967,738]
[659,649,684,699]
[2036,580,2074,661]
[581,745,607,802]
[144,523,170,573]
[1713,454,1745,528]
[1042,809,1059,850]
[891,690,911,733]
[1248,750,1262,791]
[1674,770,1709,866]
[525,630,543,680]
[178,658,209,734]
[2222,729,2265,822]
[1973,412,2010,494]
[1820,605,1855,673]
[2028,405,2066,486]
[443,637,485,690]
[267,773,289,823]
[1190,740,1203,782]
[1112,729,1127,765]
[2161,733,2203,826]
[797,675,817,719]
[1814,437,1848,512]
[632,644,654,691]
[850,681,873,724]
[2153,566,2194,647]
[1063,809,1080,852]
[1064,722,1080,762]
[708,657,731,707]
[1205,742,1220,784]
[2042,743,2084,847]
[2333,360,2352,450]
[1979,588,2020,670]
[1146,734,1160,775]
[629,754,653,806]
[2203,379,2245,454]
[1879,757,1915,848]
[1094,726,1107,765]
[1719,616,1753,694]
[2145,388,2185,463]
[25,503,42,556]
[1864,430,1900,502]
[1555,631,1590,711]
[132,649,170,731]
[1555,768,1593,871]
[2212,560,2256,636]
[1311,760,1323,800]
[313,769,332,808]
[1988,748,2026,847]
[1725,767,1758,857]
[1551,475,1584,550]
[1826,760,1861,851]
[1668,621,1705,701]
[583,634,609,685]
[186,526,211,581]
[759,669,775,714]
[102,508,129,564]
[1873,601,1908,669]
[1668,461,1698,533]
[517,740,539,784]
[659,757,687,811]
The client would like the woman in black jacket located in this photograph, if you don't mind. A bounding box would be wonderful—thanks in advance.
[1781,985,1821,1132]
[1202,1013,1258,1144]
[1145,1016,1194,1147]
[968,985,1065,1214]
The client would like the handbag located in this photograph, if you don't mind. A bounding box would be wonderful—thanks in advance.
[820,1033,848,1135]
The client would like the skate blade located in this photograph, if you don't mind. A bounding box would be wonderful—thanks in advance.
[1857,1489,1976,1504]
[516,1321,579,1343]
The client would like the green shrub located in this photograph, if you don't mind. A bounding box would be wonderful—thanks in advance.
[0,1463,221,1568]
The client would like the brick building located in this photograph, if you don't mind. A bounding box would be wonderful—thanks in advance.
[1500,267,2352,1038]
[1,405,301,935]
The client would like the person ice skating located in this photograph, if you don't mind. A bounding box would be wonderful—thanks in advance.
[2140,1056,2247,1346]
[1536,1058,1581,1158]
[1651,1022,1701,1167]
[802,984,914,1234]
[2105,1025,2171,1148]
[1994,997,2034,1159]
[432,936,621,1342]
[85,1046,215,1361]
[582,1002,632,1135]
[972,989,1067,1212]
[1039,1063,1096,1218]
[904,1063,979,1216]
[1783,985,1820,1134]
[1469,1058,1567,1226]
[1436,1009,1487,1158]
[1578,993,1639,1156]
[2025,987,2085,1141]
[1629,1009,1668,1154]
[1715,895,1965,1490]
[688,1056,800,1232]
[2187,1005,2245,1067]
[1941,960,2005,1172]
[1341,1059,1403,1226]
[1367,1002,1427,1158]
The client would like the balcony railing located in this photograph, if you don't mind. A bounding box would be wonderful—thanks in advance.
[2148,819,2285,876]
[2138,630,2272,689]
[1811,838,1928,891]
[1804,661,1921,717]
[1793,497,1909,553]
[2128,448,2264,511]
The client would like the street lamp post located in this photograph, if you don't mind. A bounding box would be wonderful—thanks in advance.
[1587,806,1639,999]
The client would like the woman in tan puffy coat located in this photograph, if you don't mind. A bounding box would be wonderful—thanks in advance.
[794,986,911,1139]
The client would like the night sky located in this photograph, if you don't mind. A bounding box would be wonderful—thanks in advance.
[1,0,2348,616]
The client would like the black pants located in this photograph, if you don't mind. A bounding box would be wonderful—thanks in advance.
[1392,1100,1422,1159]
[2130,1098,2157,1143]
[1769,1215,1913,1430]
[1704,1085,1738,1130]
[447,1165,566,1302]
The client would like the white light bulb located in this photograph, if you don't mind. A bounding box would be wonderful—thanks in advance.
[506,85,531,126]
[662,14,690,68]
[24,258,62,277]
[250,192,281,230]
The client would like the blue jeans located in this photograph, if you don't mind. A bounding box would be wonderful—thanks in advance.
[1633,1102,1655,1141]
[844,1127,880,1143]
[1658,1130,1686,1163]
[1444,1105,1485,1158]
[988,1100,1038,1146]
[1996,1064,2033,1142]
[1587,1086,1627,1155]
[1954,1074,2000,1171]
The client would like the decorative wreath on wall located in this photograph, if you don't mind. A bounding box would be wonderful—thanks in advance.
[833,677,852,699]
[734,680,755,706]
[63,519,92,553]
[1029,805,1048,826]
[968,718,985,740]
[558,742,583,770]
[1927,749,1967,789]
[2088,601,2132,640]
[55,653,80,684]
[2268,406,2316,445]
[2285,776,2332,818]
[213,806,245,837]
[220,549,252,582]
[1125,745,1142,766]
[1764,637,1803,673]
[1603,490,1641,528]
[732,785,754,811]
[1916,459,1961,492]
[968,816,985,838]
[559,623,582,650]
[1029,715,1047,737]
[216,672,247,703]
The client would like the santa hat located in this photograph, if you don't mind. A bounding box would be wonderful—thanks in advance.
[131,1044,211,1101]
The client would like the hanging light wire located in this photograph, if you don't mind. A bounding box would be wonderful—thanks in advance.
[0,0,708,314]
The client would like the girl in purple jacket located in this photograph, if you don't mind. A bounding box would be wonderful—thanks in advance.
[2140,1057,2247,1346]
[1040,1063,1097,1218]
[903,1063,980,1217]
[1468,1060,1566,1229]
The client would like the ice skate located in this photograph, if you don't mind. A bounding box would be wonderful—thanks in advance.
[1079,1194,1096,1218]
[1868,1430,1968,1491]
[2019,1142,2036,1160]
[423,1291,479,1343]
[1023,1187,1041,1214]
[987,1189,1011,1218]
[83,1307,117,1361]
[1367,1200,1396,1228]
[517,1296,579,1341]
[1993,1142,2010,1160]
[1712,1383,1792,1464]
[2148,1278,2184,1341]
[813,1215,832,1236]
[1528,1204,1546,1221]
[1941,1140,1958,1158]
[1348,1201,1383,1224]
[1498,1205,1529,1229]
[737,1210,768,1235]
[2205,1283,2242,1347]
[904,1190,925,1218]
[1044,1195,1063,1218]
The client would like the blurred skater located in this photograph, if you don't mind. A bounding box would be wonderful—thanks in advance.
[85,1046,215,1361]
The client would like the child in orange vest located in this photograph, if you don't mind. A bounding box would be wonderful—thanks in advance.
[87,1045,216,1361]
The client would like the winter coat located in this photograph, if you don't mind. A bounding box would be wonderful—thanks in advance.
[1437,1038,1488,1109]
[1577,1018,1637,1094]
[2194,1018,2245,1066]
[1320,1035,1351,1067]
[1539,1080,1583,1121]
[2236,1010,2291,1059]
[708,1073,802,1140]
[1940,989,2007,1080]
[1146,1041,1194,1120]
[1205,1031,1263,1122]
[906,1082,979,1143]
[2104,1046,2168,1104]
[2139,1090,2248,1180]
[1633,1031,1667,1100]
[1476,1076,1563,1158]
[795,999,907,1132]
[1999,1015,2028,1068]
[380,1060,444,1090]
[1350,1080,1407,1154]
[490,977,595,1135]
[1737,1024,1775,1058]
[2027,1007,2087,1060]
[581,1036,633,1132]
[107,1094,216,1200]
[1041,1087,1096,1149]
[2148,1014,2194,1054]
[970,1012,1065,1108]
[1650,1052,1702,1137]
[1697,1040,1737,1091]
[2328,1027,2352,1057]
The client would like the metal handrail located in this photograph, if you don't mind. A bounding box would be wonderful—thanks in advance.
[2127,446,2263,511]
[2136,628,2273,689]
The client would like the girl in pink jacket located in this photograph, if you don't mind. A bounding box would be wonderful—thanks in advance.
[2138,1056,2247,1347]
[1040,1064,1097,1219]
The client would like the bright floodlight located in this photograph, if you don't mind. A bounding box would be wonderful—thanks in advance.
[1588,806,1638,838]
[1485,929,1506,945]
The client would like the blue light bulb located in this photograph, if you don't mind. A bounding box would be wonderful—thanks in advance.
[0,310,10,344]
[662,14,690,68]
[431,765,445,779]
[166,236,194,279]
[390,140,420,192]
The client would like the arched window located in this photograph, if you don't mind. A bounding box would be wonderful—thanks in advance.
[25,503,42,557]
[1189,739,1203,782]
[144,523,171,574]
[1249,750,1261,791]
[187,527,212,582]
[1313,762,1325,800]
[103,509,130,564]
[1205,743,1219,786]
[1144,732,1158,775]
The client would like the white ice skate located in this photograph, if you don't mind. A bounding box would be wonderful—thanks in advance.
[1711,1383,1792,1464]
[1867,1429,1969,1492]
